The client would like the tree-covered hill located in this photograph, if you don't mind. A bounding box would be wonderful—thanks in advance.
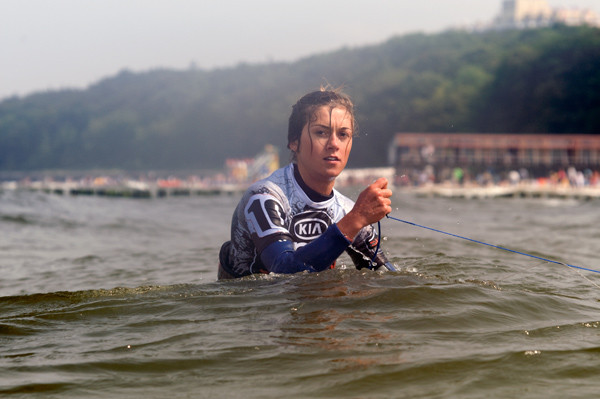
[1,25,599,171]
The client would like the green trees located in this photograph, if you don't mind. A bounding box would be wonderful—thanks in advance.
[1,25,598,171]
[472,25,600,133]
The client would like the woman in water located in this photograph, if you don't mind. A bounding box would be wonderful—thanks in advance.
[218,88,397,279]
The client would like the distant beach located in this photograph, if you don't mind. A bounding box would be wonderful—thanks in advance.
[2,166,600,200]
[395,166,600,200]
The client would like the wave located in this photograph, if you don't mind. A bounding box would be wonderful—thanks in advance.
[1,269,600,398]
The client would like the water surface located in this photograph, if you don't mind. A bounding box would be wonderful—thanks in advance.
[1,188,599,398]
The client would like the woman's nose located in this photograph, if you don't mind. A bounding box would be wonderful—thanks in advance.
[327,132,340,149]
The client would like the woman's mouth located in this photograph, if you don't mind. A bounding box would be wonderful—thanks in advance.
[324,156,340,162]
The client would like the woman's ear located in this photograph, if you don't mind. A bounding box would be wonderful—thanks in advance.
[289,141,298,152]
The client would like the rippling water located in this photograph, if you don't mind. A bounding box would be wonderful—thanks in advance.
[1,187,599,398]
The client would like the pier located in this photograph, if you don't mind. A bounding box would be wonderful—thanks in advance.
[1,180,247,198]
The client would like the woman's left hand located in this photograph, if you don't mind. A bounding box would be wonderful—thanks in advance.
[337,177,392,241]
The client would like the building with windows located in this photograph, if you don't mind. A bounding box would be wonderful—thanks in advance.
[390,133,600,181]
[492,0,600,30]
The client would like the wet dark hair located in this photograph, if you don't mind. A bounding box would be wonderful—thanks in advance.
[287,88,356,159]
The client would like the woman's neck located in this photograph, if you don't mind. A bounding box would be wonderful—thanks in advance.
[293,164,334,201]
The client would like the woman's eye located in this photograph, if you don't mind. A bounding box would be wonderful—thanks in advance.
[338,131,351,140]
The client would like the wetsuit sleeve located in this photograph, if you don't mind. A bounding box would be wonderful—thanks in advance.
[346,225,398,271]
[244,192,291,253]
[260,223,351,274]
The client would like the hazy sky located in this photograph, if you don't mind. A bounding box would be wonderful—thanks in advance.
[2,0,599,99]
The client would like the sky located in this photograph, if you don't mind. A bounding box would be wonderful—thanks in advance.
[2,0,600,100]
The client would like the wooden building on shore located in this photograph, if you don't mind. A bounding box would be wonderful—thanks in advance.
[390,133,600,178]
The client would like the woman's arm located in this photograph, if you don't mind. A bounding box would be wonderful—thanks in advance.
[258,178,393,274]
[260,223,350,273]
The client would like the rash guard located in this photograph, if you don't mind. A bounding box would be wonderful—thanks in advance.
[219,163,395,278]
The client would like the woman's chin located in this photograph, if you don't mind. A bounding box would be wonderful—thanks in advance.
[325,170,344,182]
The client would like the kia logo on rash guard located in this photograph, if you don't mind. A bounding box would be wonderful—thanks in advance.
[290,211,332,242]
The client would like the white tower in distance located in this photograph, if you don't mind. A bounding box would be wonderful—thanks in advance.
[492,0,600,30]
[495,0,553,29]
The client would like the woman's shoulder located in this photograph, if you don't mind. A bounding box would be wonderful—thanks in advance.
[243,165,291,201]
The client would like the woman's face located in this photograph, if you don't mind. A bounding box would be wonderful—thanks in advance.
[290,106,353,186]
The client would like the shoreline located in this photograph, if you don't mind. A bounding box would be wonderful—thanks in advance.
[401,182,600,200]
[0,178,247,198]
[4,178,600,200]
[2,166,600,200]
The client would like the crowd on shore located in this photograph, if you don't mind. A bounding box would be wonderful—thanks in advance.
[395,165,600,189]
[2,166,600,198]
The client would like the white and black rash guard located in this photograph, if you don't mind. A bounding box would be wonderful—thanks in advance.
[219,163,395,278]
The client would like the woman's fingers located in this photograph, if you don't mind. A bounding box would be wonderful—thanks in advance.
[337,177,394,240]
[355,178,393,223]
